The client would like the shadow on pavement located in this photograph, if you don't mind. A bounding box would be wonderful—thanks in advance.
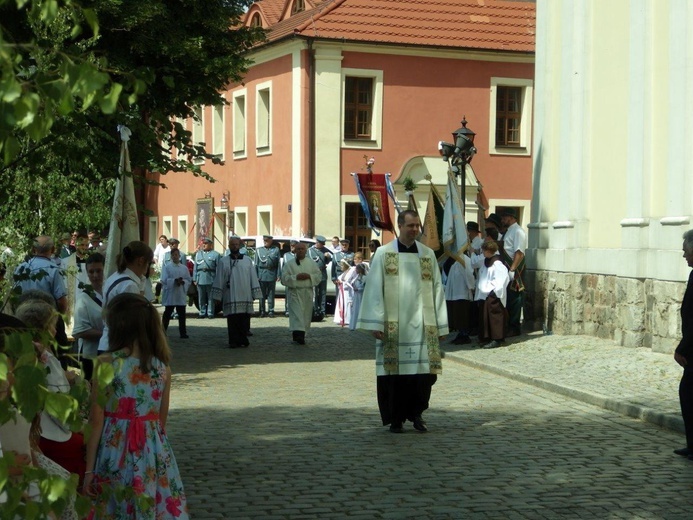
[168,405,693,519]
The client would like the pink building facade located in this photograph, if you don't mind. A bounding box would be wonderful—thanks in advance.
[144,0,536,258]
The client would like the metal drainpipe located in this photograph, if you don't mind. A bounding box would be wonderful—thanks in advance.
[307,39,316,237]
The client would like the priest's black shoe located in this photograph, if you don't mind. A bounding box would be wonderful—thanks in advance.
[412,416,428,432]
[389,422,404,433]
[674,447,692,457]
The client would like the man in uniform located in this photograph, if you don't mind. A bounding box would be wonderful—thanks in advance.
[357,210,448,434]
[308,235,332,319]
[281,242,321,345]
[13,235,70,345]
[193,237,221,319]
[255,235,280,317]
[499,209,527,337]
[331,238,354,285]
[213,236,261,348]
[162,237,187,267]
[13,235,68,315]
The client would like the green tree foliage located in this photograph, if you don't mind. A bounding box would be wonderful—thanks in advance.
[0,0,264,516]
[1,0,264,239]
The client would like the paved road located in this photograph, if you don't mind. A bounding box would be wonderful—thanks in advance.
[164,309,693,519]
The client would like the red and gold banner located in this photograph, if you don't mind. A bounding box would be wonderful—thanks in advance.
[354,173,394,232]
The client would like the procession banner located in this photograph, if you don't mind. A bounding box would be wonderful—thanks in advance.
[442,168,469,266]
[385,175,403,215]
[196,198,213,248]
[421,184,445,258]
[105,126,140,278]
[353,173,394,232]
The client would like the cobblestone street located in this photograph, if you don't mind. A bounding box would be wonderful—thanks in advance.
[164,308,693,519]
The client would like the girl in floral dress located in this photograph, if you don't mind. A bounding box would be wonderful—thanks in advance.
[83,293,189,519]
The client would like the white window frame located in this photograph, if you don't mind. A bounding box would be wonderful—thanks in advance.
[163,217,173,240]
[255,81,272,155]
[177,216,188,252]
[192,107,205,165]
[341,68,383,150]
[489,77,533,156]
[148,217,158,250]
[234,208,248,237]
[257,205,272,236]
[233,89,248,159]
[212,100,225,160]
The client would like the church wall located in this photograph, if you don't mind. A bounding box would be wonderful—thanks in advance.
[528,0,693,350]
[524,269,683,354]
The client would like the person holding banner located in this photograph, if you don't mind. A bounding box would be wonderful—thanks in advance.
[357,210,448,434]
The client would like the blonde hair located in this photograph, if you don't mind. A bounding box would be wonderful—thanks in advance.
[104,293,170,373]
[14,300,58,333]
[481,240,499,255]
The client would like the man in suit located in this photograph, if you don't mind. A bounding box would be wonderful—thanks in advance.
[674,229,693,460]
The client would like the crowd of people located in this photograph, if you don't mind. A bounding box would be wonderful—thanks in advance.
[1,235,189,519]
[7,206,693,520]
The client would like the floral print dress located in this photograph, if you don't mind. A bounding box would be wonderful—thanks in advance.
[92,352,188,519]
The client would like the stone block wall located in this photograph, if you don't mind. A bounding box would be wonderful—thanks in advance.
[524,270,685,354]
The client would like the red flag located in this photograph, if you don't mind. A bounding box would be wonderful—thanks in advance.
[355,173,394,231]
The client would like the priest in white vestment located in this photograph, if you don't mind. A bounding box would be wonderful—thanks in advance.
[213,236,261,348]
[280,243,321,345]
[357,210,448,433]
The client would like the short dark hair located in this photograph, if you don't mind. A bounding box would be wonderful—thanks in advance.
[397,209,419,227]
[684,230,693,253]
[86,252,105,266]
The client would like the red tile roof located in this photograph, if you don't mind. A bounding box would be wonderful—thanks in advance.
[249,0,328,28]
[255,0,535,53]
[251,0,286,26]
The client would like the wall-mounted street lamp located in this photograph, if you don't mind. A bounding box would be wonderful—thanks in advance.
[220,191,229,209]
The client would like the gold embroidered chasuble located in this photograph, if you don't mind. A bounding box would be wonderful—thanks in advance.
[357,240,449,376]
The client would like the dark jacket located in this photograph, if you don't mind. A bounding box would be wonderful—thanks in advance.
[676,271,693,358]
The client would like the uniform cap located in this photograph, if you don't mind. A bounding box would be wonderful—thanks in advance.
[315,235,326,243]
[168,237,180,244]
[202,237,212,244]
[263,235,273,240]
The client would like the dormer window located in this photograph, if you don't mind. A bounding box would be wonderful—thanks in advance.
[250,12,262,27]
[291,0,305,15]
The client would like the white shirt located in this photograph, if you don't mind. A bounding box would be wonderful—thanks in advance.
[98,268,144,353]
[475,256,510,307]
[72,289,103,358]
[154,243,170,270]
[502,222,527,256]
[161,261,192,306]
[444,259,476,301]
